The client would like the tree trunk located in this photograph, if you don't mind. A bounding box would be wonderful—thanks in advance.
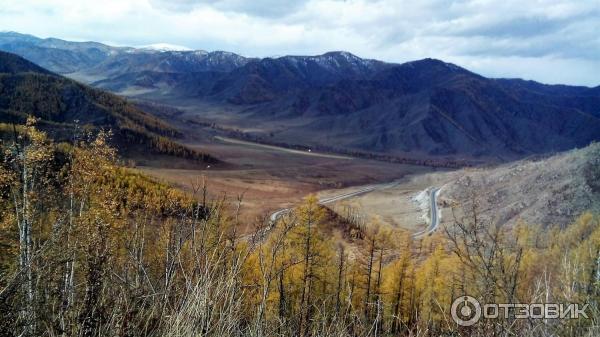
[335,246,345,317]
[364,237,375,321]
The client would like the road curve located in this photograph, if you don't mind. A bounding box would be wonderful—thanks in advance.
[267,181,398,226]
[256,183,440,242]
[412,188,441,239]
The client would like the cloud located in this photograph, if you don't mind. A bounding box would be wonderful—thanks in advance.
[149,0,312,17]
[0,0,598,86]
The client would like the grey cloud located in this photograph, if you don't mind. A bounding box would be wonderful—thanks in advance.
[150,0,310,17]
[373,1,599,64]
[451,17,600,60]
[458,16,566,38]
[452,7,600,38]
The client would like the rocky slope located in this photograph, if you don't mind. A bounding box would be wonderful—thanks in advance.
[440,143,600,227]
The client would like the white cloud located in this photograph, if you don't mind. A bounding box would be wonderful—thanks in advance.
[0,0,598,86]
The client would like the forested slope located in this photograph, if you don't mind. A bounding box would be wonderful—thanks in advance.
[0,51,218,163]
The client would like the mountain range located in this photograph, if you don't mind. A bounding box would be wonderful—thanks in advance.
[0,32,251,78]
[2,31,599,161]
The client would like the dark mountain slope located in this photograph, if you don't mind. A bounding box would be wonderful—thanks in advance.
[0,49,52,74]
[207,52,390,104]
[0,51,217,162]
[228,58,600,159]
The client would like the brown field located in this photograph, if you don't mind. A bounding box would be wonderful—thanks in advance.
[137,134,434,229]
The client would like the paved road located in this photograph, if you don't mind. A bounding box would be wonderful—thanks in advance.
[255,183,439,242]
[215,136,353,160]
[247,183,397,241]
[412,188,441,239]
[268,181,398,223]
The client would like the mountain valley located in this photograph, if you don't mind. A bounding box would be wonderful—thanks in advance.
[1,4,599,334]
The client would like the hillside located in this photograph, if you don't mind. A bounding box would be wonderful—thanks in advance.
[0,50,218,163]
[441,142,600,227]
[318,142,600,235]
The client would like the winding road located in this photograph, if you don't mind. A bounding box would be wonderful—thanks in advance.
[265,183,441,241]
[411,188,441,239]
[246,182,400,241]
[268,181,399,223]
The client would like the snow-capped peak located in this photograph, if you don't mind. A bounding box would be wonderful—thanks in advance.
[139,43,192,52]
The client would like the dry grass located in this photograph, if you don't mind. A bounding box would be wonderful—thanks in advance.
[137,135,432,229]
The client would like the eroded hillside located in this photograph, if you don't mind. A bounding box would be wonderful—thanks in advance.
[442,143,600,227]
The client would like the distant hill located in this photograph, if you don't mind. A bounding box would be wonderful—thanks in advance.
[3,32,600,161]
[0,50,218,163]
[0,32,117,74]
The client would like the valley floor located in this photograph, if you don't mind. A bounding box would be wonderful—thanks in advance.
[137,134,437,230]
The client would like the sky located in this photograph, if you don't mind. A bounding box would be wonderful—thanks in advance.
[1,0,599,86]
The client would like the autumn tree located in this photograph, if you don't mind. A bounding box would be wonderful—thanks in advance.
[0,117,55,336]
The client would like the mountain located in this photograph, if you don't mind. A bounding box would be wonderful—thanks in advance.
[0,50,217,163]
[174,57,600,160]
[204,52,390,104]
[0,32,251,77]
[86,51,389,104]
[0,31,118,74]
[271,59,600,158]
[3,32,600,161]
[81,50,251,82]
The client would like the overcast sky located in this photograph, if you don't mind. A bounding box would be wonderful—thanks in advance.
[1,0,598,86]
